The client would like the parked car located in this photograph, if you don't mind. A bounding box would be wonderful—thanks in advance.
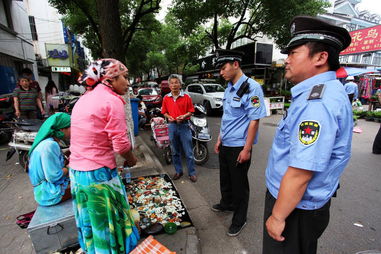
[141,81,159,89]
[185,83,225,115]
[138,88,162,108]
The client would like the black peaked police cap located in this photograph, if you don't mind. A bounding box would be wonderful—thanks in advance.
[281,16,351,54]
[214,49,244,69]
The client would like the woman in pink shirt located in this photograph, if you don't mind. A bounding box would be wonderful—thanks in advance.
[69,59,139,253]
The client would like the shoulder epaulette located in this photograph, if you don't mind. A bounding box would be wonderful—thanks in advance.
[236,78,250,98]
[308,84,325,100]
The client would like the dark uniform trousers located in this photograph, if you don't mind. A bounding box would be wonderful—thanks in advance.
[348,93,354,103]
[372,124,381,154]
[219,145,251,226]
[263,190,331,254]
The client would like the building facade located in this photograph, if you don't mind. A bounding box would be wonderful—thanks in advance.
[320,0,381,67]
[25,0,89,92]
[0,0,35,95]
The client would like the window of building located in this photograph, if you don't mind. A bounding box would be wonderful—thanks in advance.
[361,54,372,64]
[29,16,38,41]
[340,55,349,63]
[352,54,361,63]
[372,53,381,66]
[0,0,10,27]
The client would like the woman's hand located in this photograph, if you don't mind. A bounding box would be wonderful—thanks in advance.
[124,151,137,167]
[62,167,69,176]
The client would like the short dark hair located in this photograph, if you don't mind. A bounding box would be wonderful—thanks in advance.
[305,42,340,71]
[21,68,33,76]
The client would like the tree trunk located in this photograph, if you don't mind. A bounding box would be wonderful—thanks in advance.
[95,0,124,61]
[95,0,134,141]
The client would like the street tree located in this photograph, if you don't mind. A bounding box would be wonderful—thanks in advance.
[49,0,161,61]
[169,0,329,49]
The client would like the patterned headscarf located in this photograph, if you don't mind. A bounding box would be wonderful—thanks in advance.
[78,58,128,87]
[29,113,71,156]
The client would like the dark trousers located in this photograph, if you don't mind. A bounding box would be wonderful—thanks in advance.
[263,191,331,254]
[20,110,37,119]
[219,146,251,226]
[348,93,354,103]
[373,124,381,154]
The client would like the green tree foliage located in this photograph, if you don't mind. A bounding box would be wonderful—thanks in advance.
[49,0,161,60]
[170,0,329,49]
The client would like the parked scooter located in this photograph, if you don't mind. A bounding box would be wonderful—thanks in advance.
[6,118,69,172]
[0,94,14,145]
[190,104,211,165]
[148,105,211,165]
[56,93,80,114]
[6,119,43,171]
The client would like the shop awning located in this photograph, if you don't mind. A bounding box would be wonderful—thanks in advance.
[336,67,379,78]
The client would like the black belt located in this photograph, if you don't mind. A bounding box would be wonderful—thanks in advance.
[169,120,189,124]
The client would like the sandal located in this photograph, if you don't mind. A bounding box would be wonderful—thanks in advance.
[16,210,35,229]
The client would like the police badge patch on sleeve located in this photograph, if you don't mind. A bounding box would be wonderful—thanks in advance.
[298,120,320,145]
[251,96,260,107]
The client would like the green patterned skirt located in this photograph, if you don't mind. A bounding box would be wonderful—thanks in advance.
[69,167,139,253]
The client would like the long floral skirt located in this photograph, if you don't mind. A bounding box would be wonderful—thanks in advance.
[69,167,139,253]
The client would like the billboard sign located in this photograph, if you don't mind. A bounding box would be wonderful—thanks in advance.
[45,44,71,67]
[340,25,381,55]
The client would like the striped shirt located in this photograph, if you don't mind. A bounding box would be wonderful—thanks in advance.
[13,87,38,111]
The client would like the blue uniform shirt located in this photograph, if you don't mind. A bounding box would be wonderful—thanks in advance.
[344,81,359,100]
[265,71,353,210]
[220,74,267,147]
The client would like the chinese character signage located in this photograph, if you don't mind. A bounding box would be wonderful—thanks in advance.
[341,25,381,55]
[45,44,71,67]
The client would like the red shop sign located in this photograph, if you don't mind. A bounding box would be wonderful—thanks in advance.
[340,25,381,55]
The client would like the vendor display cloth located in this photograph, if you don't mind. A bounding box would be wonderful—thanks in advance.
[125,174,193,233]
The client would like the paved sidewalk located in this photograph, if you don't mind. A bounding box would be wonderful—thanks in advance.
[0,135,200,254]
[125,136,201,254]
[131,134,249,254]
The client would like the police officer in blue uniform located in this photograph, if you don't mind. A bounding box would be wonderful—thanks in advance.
[212,49,267,237]
[263,16,353,254]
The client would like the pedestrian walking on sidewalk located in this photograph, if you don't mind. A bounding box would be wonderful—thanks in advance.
[161,74,197,182]
[263,16,353,254]
[212,49,267,237]
[69,59,139,253]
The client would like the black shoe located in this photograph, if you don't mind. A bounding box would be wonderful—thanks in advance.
[227,222,247,237]
[172,172,183,180]
[211,204,234,212]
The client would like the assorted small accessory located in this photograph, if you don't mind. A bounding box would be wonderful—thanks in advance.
[126,175,192,232]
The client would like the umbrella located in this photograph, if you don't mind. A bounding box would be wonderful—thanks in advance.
[336,67,378,78]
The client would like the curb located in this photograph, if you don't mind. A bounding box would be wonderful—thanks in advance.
[134,135,202,254]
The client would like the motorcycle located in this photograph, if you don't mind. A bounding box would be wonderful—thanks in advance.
[6,118,69,172]
[56,93,80,114]
[6,119,43,171]
[0,94,14,145]
[148,104,211,165]
[190,104,211,165]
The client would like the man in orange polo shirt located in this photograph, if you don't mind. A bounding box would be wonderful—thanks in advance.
[161,74,196,182]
